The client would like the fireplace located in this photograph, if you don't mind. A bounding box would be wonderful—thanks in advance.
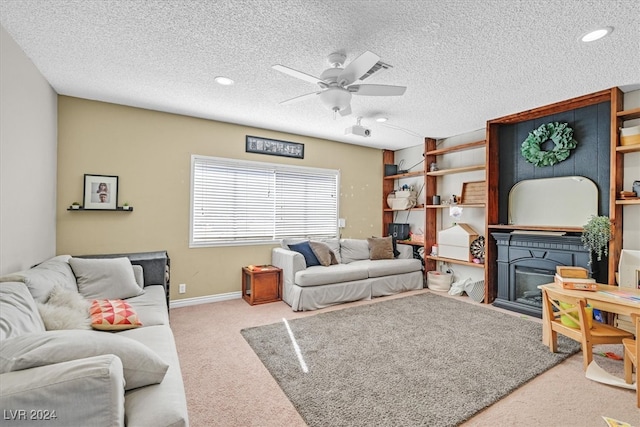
[491,232,591,318]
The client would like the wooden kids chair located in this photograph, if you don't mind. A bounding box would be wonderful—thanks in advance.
[542,287,633,371]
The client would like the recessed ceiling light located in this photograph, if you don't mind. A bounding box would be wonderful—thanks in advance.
[375,117,388,123]
[214,76,234,86]
[580,26,613,42]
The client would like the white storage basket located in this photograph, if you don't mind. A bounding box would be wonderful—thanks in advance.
[427,271,453,292]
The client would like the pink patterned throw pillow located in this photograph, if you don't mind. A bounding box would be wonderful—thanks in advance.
[90,299,142,331]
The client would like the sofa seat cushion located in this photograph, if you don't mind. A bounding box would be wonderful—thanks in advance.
[0,255,77,303]
[119,326,189,427]
[0,282,46,340]
[124,285,169,326]
[350,259,423,278]
[295,264,369,287]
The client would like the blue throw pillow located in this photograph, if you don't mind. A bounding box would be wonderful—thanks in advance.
[288,241,321,267]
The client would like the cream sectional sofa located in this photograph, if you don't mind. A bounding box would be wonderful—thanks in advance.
[272,238,424,311]
[0,251,188,427]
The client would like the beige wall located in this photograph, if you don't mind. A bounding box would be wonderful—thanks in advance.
[57,96,383,301]
[0,26,58,275]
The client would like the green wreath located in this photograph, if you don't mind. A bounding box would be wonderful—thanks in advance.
[521,122,578,167]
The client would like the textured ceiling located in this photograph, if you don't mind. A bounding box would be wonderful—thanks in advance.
[1,0,639,150]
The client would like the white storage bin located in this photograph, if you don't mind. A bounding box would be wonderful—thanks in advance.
[387,190,417,210]
[427,271,453,292]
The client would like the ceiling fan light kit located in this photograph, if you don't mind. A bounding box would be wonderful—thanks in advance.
[320,87,352,115]
[273,50,407,117]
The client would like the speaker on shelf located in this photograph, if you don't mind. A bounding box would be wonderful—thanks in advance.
[388,223,410,241]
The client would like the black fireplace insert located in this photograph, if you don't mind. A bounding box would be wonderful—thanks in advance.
[492,232,591,318]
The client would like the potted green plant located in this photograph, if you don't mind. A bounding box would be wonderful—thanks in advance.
[122,202,130,210]
[581,215,612,265]
[71,202,81,210]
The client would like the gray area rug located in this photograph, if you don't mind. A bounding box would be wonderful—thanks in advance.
[241,293,580,427]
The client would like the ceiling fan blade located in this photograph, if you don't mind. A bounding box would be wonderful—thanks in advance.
[337,51,380,86]
[272,65,324,86]
[279,91,321,106]
[339,105,352,117]
[349,84,407,96]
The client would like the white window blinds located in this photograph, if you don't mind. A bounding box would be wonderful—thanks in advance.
[191,155,339,246]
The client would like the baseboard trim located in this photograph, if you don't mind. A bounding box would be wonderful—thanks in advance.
[170,291,242,309]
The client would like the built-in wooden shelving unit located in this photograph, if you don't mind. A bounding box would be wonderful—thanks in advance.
[426,255,484,268]
[383,87,635,302]
[425,138,486,276]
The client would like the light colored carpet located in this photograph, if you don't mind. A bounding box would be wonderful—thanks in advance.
[170,289,639,426]
[241,292,580,427]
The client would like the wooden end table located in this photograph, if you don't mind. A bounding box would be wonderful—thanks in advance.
[242,265,282,305]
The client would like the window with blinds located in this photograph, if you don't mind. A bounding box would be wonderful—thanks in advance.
[191,155,339,247]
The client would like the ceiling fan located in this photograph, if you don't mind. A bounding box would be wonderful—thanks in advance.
[272,51,407,118]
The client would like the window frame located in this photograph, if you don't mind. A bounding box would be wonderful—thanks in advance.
[190,155,340,248]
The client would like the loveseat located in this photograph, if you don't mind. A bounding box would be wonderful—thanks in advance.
[272,237,424,311]
[0,251,188,427]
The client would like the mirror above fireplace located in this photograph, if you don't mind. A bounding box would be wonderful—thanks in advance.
[508,176,598,228]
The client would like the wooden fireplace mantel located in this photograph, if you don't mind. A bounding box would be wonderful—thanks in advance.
[488,224,584,233]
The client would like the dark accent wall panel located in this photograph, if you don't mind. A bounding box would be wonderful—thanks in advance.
[497,101,610,224]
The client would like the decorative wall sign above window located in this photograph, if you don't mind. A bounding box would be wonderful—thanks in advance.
[520,122,578,167]
[246,135,304,159]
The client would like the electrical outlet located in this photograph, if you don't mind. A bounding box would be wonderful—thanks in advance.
[179,283,186,294]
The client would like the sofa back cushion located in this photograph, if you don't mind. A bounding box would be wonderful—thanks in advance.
[280,238,307,249]
[0,255,77,303]
[281,238,342,264]
[340,239,370,264]
[0,282,45,340]
[132,264,144,288]
[69,257,144,300]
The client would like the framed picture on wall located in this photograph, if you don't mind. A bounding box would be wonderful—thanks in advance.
[83,174,118,210]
